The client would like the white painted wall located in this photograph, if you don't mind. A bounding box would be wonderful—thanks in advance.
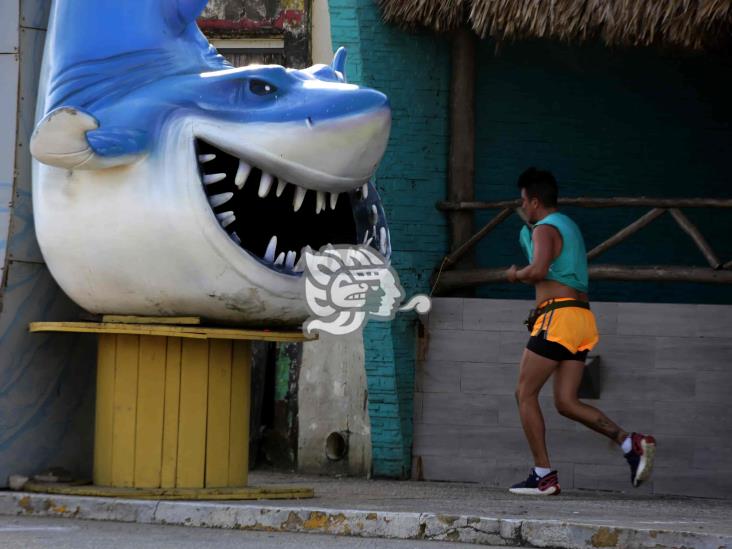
[311,0,333,65]
[298,331,372,477]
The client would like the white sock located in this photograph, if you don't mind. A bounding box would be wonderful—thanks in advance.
[534,466,552,478]
[621,436,632,454]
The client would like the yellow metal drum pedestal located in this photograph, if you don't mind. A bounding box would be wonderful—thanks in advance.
[29,321,314,500]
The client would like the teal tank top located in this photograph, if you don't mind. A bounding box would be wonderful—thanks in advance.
[519,212,589,293]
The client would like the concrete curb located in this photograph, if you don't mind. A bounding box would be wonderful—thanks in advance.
[0,492,729,548]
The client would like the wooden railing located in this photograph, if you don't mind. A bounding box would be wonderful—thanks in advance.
[431,197,732,294]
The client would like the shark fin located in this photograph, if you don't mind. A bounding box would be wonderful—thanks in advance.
[165,0,209,32]
[31,107,147,170]
[331,47,348,82]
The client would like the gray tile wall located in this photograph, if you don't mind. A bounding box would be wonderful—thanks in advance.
[413,298,732,499]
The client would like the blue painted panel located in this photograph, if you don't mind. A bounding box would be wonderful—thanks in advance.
[0,260,95,484]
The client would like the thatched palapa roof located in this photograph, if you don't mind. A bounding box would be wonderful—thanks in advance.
[377,0,732,50]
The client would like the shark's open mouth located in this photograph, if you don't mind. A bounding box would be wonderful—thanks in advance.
[195,138,388,275]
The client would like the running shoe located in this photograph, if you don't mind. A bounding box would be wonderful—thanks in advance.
[624,432,656,487]
[509,469,561,495]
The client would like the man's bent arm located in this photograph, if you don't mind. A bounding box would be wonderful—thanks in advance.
[511,225,557,284]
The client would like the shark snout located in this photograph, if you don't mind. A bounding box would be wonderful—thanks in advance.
[306,87,390,126]
[294,86,390,189]
[305,102,391,188]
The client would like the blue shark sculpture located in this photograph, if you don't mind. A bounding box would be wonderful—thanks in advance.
[31,0,391,326]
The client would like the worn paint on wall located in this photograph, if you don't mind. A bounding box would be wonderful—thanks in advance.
[298,331,372,476]
[263,342,300,469]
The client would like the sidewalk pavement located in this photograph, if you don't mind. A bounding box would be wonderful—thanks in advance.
[1,470,730,549]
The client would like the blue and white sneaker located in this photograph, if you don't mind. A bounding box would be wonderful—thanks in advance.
[509,469,561,495]
[624,432,656,487]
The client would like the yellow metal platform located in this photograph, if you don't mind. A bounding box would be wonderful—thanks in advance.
[29,321,314,498]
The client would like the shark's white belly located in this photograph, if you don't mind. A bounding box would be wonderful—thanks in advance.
[32,119,308,326]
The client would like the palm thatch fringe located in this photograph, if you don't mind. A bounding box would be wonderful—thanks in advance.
[377,0,732,50]
[376,0,469,33]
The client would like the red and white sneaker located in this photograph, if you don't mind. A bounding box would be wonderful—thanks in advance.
[624,433,656,487]
[509,469,561,495]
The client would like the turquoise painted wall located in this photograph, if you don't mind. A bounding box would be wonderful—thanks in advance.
[328,0,451,477]
[472,40,732,304]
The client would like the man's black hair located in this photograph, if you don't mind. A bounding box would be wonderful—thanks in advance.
[517,167,558,208]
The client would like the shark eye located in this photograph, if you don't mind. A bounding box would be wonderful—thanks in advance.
[249,79,277,96]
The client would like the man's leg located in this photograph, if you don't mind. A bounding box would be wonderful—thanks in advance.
[552,361,627,444]
[515,349,559,467]
[553,360,656,487]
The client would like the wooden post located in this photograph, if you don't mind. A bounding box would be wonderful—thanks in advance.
[669,208,722,269]
[432,265,732,293]
[443,208,514,268]
[586,208,666,261]
[447,27,477,270]
[437,197,732,211]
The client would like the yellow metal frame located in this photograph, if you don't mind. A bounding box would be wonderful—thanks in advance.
[29,321,314,498]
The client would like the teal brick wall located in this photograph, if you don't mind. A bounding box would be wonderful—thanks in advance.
[328,0,450,477]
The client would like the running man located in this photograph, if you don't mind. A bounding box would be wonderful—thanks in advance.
[505,168,655,496]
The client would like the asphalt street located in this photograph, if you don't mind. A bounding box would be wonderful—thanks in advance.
[0,516,526,549]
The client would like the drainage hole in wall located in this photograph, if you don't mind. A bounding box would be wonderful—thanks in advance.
[325,432,348,461]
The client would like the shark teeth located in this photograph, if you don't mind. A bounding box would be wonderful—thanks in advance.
[293,245,311,272]
[235,160,251,189]
[258,172,274,198]
[293,186,307,212]
[379,226,388,255]
[209,192,233,207]
[264,235,277,263]
[204,173,227,185]
[370,204,379,225]
[197,139,388,275]
[216,211,236,228]
[285,250,296,270]
[276,180,287,197]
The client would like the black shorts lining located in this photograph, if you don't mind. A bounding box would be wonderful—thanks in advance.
[527,331,588,362]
